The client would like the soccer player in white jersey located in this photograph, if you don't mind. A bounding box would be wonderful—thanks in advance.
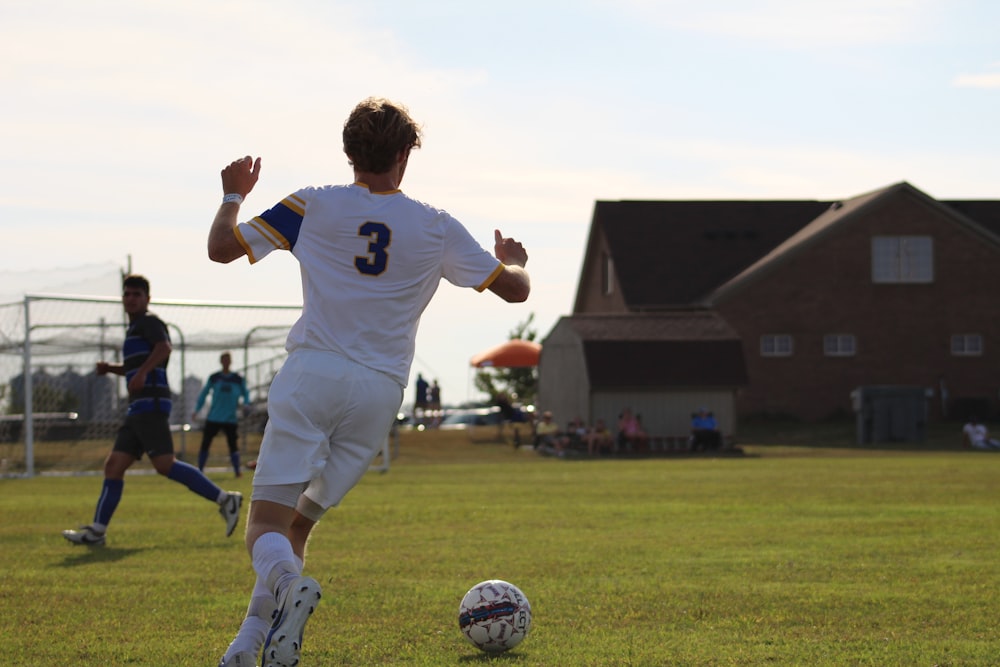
[207,97,530,667]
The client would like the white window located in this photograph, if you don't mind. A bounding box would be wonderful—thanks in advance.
[872,236,934,283]
[761,334,793,357]
[951,334,983,356]
[601,253,614,296]
[824,334,856,357]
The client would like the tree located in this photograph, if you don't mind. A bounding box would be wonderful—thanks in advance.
[473,313,538,406]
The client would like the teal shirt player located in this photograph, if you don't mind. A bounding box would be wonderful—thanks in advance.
[195,371,250,424]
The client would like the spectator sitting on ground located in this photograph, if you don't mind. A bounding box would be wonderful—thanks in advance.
[566,416,588,448]
[617,407,648,452]
[962,416,1000,450]
[690,407,722,451]
[587,418,615,457]
[534,410,568,455]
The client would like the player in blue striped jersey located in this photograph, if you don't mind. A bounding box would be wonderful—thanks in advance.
[61,274,243,546]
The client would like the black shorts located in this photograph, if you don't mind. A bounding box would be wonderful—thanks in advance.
[113,412,174,460]
[201,421,239,450]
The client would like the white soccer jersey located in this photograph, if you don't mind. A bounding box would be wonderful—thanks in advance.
[235,183,504,386]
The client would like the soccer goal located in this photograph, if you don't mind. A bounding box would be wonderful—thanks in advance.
[0,295,392,476]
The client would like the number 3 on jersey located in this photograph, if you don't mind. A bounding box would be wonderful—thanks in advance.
[355,221,390,275]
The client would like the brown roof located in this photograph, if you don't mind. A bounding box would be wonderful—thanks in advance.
[591,199,828,307]
[558,313,748,388]
[943,200,1000,237]
[708,182,1000,304]
[587,183,1000,310]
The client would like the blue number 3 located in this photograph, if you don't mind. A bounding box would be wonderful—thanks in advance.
[355,221,390,275]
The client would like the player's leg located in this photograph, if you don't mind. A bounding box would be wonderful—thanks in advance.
[219,492,307,666]
[153,452,244,537]
[198,421,221,471]
[249,496,322,667]
[221,505,316,666]
[223,422,241,476]
[263,358,398,667]
[287,507,317,561]
[257,349,399,667]
[218,568,287,667]
[62,422,139,544]
[221,351,322,667]
[137,412,243,536]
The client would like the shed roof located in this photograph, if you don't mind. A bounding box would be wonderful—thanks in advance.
[561,311,740,341]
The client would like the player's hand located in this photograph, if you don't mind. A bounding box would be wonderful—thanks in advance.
[494,229,528,267]
[95,361,110,376]
[221,156,261,198]
[127,370,147,394]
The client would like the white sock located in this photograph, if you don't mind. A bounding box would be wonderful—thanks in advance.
[252,532,300,598]
[222,553,306,662]
[221,608,272,662]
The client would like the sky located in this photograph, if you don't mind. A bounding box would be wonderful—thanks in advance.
[2,0,998,405]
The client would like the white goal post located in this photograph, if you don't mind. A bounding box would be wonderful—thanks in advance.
[0,294,392,477]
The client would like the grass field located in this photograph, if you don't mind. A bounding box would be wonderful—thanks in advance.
[2,425,1000,666]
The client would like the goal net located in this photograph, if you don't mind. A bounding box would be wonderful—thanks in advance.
[0,294,392,476]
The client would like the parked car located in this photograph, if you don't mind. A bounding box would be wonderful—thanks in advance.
[439,407,505,442]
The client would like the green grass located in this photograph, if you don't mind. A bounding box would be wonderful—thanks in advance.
[2,428,1000,665]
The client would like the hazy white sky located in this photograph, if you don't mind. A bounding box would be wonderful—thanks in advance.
[2,0,998,404]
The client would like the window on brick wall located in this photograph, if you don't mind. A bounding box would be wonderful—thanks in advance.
[951,334,983,356]
[824,334,856,357]
[761,334,793,357]
[872,236,934,283]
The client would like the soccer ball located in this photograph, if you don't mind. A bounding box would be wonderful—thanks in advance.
[458,579,532,653]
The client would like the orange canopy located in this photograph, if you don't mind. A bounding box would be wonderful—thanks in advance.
[470,339,542,368]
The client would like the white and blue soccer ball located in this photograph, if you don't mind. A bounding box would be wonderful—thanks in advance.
[458,579,532,653]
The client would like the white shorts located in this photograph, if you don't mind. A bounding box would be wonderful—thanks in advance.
[252,348,402,510]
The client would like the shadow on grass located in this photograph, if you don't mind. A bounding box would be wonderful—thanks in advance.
[458,650,527,662]
[56,546,147,567]
[737,416,974,452]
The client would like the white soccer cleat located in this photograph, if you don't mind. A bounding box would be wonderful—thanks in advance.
[218,650,258,667]
[262,576,322,667]
[61,525,106,546]
[220,491,243,537]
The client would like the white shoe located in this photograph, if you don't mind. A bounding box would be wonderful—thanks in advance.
[62,524,105,546]
[262,576,322,667]
[220,492,243,537]
[218,650,258,667]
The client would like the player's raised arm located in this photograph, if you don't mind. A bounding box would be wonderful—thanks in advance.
[488,229,530,303]
[208,156,261,263]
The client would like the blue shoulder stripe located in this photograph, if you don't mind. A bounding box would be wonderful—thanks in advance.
[256,194,305,249]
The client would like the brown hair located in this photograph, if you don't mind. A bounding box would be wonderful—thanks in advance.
[342,97,422,174]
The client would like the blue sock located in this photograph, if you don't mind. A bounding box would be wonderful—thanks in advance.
[94,478,124,528]
[230,451,241,475]
[168,460,223,502]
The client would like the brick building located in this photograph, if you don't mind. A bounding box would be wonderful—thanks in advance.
[538,182,1000,435]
